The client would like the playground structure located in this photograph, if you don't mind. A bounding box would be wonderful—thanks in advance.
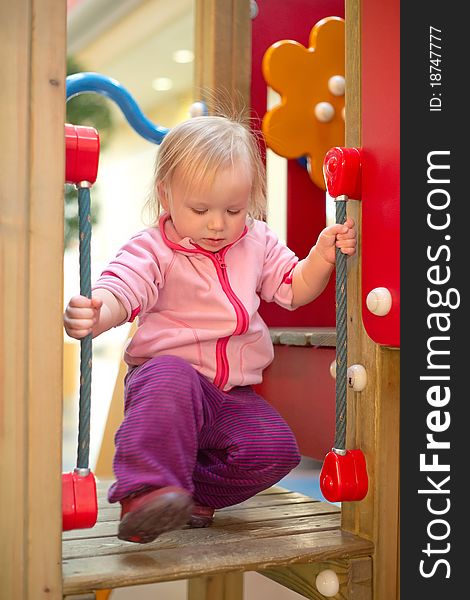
[1,0,399,598]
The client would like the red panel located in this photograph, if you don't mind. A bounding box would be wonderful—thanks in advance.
[254,345,336,460]
[361,0,400,347]
[251,0,343,328]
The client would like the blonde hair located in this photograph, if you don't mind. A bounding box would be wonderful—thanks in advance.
[145,115,267,224]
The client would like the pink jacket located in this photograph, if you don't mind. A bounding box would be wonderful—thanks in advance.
[94,213,299,391]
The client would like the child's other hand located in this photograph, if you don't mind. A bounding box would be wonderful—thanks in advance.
[63,295,103,339]
[315,217,357,265]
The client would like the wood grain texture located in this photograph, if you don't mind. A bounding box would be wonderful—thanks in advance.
[194,0,251,115]
[0,1,66,599]
[188,572,244,600]
[261,557,372,600]
[62,483,372,595]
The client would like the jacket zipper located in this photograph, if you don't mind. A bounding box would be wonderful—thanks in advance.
[210,248,249,389]
[158,215,249,390]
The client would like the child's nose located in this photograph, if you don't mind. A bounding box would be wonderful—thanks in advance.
[208,215,224,231]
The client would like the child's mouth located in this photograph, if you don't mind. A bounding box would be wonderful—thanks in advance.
[204,238,224,246]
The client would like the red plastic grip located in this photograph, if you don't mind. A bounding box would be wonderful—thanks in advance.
[323,146,362,200]
[62,471,98,530]
[319,448,368,502]
[65,124,100,185]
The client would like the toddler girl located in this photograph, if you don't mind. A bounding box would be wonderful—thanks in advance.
[64,115,356,544]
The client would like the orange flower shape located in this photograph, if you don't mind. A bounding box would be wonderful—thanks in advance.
[262,17,345,190]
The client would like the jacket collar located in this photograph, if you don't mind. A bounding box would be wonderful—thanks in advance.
[158,212,248,255]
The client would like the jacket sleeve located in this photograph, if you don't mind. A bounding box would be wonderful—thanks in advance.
[93,229,165,323]
[258,224,299,310]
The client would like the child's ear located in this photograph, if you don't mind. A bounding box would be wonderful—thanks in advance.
[157,182,169,211]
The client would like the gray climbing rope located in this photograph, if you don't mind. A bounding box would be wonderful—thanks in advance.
[77,182,92,470]
[334,195,348,452]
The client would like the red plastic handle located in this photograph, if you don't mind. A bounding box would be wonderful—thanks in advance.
[65,124,100,185]
[62,471,98,530]
[323,146,362,199]
[319,449,368,502]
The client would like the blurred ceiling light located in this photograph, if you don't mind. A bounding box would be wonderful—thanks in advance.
[152,77,173,91]
[172,49,194,64]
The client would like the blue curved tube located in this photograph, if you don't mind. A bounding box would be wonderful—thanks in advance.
[66,72,169,144]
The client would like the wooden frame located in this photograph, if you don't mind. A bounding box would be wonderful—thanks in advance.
[194,0,251,115]
[0,1,66,598]
[343,0,400,597]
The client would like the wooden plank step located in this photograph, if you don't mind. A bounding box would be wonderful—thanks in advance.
[63,506,340,542]
[63,513,342,559]
[63,529,372,594]
[67,492,340,540]
[62,482,372,595]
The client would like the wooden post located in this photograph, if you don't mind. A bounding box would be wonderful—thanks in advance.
[0,1,66,599]
[188,573,244,600]
[343,1,400,598]
[194,0,251,115]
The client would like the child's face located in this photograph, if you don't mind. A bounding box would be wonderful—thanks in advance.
[163,161,252,252]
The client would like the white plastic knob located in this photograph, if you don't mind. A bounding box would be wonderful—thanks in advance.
[341,105,346,121]
[366,287,392,316]
[328,75,345,96]
[329,360,336,379]
[347,364,367,392]
[315,569,340,597]
[314,102,335,122]
[250,0,259,18]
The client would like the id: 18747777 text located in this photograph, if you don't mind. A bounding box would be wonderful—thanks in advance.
[429,26,442,112]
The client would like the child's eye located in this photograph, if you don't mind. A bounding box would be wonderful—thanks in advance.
[227,209,241,215]
[191,208,207,215]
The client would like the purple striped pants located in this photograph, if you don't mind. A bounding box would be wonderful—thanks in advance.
[108,355,300,508]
